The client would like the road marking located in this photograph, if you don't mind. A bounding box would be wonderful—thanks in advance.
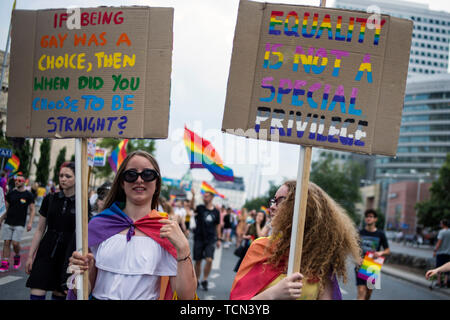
[0,276,22,286]
[212,246,222,270]
[210,273,220,279]
[204,295,216,300]
[340,288,348,295]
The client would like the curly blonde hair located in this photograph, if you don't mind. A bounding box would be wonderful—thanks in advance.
[268,181,361,294]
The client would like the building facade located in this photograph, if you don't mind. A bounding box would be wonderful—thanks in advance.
[334,0,450,76]
[376,73,450,181]
[386,180,431,234]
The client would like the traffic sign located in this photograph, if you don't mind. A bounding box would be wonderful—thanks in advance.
[0,148,12,158]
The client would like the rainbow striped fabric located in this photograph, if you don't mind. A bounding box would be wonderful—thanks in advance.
[184,126,234,182]
[200,181,225,199]
[4,154,20,174]
[357,252,385,285]
[108,139,128,173]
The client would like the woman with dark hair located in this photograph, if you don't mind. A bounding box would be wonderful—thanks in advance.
[25,162,90,300]
[68,150,197,300]
[233,211,267,272]
[230,181,361,300]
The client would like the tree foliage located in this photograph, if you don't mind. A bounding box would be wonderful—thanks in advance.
[92,138,156,180]
[244,181,279,211]
[309,153,364,225]
[34,139,51,186]
[416,153,450,229]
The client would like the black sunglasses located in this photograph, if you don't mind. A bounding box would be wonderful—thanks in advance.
[122,169,159,183]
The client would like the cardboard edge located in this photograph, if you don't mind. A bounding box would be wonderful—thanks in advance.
[6,10,37,138]
[143,7,173,139]
[372,17,413,157]
[221,0,264,135]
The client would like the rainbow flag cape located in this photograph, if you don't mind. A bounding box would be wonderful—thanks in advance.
[200,181,225,199]
[357,252,385,285]
[67,202,194,300]
[184,126,234,182]
[4,154,20,175]
[108,139,128,173]
[230,237,342,300]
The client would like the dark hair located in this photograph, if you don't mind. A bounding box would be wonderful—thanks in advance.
[60,161,75,174]
[441,219,449,227]
[364,209,377,218]
[103,150,161,210]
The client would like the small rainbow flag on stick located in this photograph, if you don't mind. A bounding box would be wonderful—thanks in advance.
[200,181,225,199]
[357,252,385,285]
[4,154,20,175]
[108,139,129,173]
[184,126,234,182]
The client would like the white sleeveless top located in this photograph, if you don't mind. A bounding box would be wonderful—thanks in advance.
[90,234,177,300]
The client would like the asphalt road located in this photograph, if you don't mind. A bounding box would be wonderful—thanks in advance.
[1,221,448,300]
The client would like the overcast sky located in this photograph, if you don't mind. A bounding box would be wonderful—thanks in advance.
[1,0,449,201]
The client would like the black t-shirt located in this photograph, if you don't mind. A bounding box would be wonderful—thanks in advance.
[359,228,389,257]
[223,213,232,229]
[5,189,34,227]
[40,191,92,233]
[194,205,220,242]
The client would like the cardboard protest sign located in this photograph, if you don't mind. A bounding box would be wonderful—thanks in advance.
[222,0,413,156]
[7,6,173,139]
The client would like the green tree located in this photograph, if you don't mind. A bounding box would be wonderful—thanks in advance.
[14,139,32,178]
[52,146,67,185]
[416,153,450,228]
[244,181,279,211]
[309,153,364,225]
[34,139,51,186]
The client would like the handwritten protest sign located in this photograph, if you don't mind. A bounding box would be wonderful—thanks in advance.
[222,0,413,156]
[7,7,173,139]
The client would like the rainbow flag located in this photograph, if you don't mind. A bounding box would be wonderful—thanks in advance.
[184,126,234,182]
[260,206,268,215]
[108,139,129,173]
[357,252,385,285]
[230,237,342,300]
[4,154,20,174]
[200,181,225,199]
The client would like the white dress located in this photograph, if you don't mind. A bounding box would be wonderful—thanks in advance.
[90,234,177,300]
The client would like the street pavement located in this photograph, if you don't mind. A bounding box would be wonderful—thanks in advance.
[1,216,449,300]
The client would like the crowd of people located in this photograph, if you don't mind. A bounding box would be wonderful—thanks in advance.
[0,150,448,300]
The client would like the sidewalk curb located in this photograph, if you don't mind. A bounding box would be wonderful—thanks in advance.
[382,265,450,297]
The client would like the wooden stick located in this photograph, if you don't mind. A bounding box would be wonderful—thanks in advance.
[287,146,312,275]
[81,138,89,300]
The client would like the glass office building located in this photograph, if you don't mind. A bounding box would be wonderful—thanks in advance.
[376,73,450,181]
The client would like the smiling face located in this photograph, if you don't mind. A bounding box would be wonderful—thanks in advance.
[121,155,157,207]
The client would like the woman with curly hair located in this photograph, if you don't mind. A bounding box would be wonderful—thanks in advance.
[230,181,361,300]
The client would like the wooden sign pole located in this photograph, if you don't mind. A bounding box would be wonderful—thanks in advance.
[75,138,89,300]
[287,146,312,275]
[287,0,325,276]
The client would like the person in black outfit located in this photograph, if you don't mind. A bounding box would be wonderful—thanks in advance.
[25,162,91,300]
[190,189,221,291]
[0,174,35,272]
[355,209,390,300]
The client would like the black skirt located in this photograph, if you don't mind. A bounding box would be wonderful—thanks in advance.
[26,230,75,293]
